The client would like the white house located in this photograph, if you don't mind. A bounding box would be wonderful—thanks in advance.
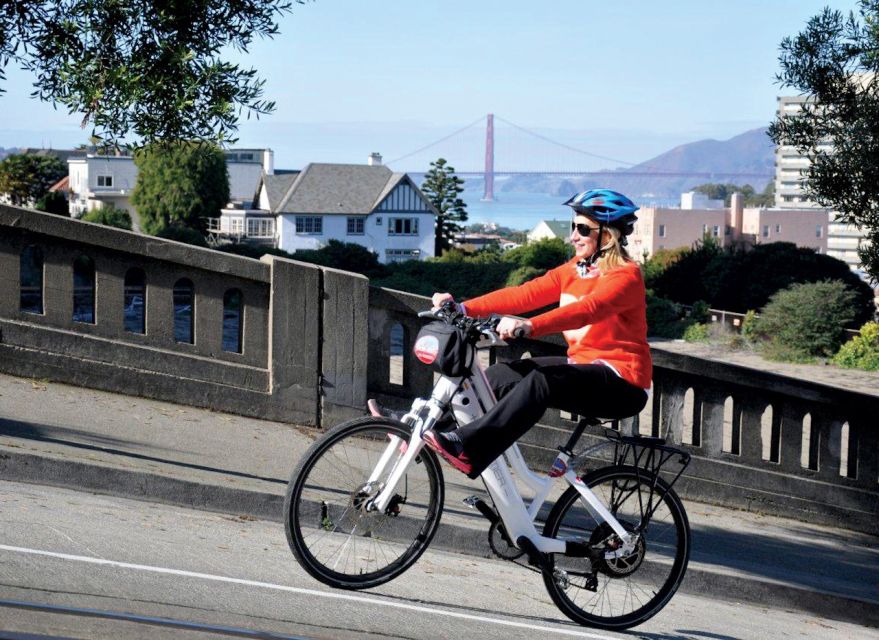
[527,219,572,244]
[67,148,274,221]
[215,158,438,264]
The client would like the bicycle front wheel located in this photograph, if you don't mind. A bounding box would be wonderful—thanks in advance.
[542,465,690,630]
[284,417,444,589]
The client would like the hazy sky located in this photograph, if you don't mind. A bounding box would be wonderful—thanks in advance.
[0,0,862,170]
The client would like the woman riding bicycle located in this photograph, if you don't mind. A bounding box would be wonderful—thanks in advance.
[424,189,652,478]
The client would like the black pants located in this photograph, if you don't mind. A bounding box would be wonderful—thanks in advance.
[455,357,648,478]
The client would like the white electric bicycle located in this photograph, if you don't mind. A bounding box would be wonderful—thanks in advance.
[284,305,692,630]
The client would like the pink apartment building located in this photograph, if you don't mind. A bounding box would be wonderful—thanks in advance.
[629,192,828,262]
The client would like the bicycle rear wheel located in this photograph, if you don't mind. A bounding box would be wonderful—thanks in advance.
[542,465,690,630]
[284,416,444,589]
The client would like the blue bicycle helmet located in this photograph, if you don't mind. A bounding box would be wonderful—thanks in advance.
[564,189,639,237]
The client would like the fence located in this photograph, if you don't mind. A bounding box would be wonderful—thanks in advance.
[1,204,877,533]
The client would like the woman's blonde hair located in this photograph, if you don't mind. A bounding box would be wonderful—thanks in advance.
[596,226,632,272]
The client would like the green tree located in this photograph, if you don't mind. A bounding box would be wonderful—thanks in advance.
[754,280,858,362]
[81,203,132,230]
[502,237,570,271]
[131,142,230,236]
[0,153,66,205]
[768,0,879,281]
[0,1,305,147]
[421,158,468,256]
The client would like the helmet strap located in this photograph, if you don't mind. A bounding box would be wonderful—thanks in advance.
[587,222,607,266]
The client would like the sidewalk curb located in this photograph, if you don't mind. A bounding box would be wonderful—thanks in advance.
[1,448,876,627]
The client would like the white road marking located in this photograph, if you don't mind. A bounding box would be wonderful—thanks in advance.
[0,544,617,640]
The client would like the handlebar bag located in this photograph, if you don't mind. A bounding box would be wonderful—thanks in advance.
[413,322,471,377]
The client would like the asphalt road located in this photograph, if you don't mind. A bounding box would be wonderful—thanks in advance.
[0,480,874,640]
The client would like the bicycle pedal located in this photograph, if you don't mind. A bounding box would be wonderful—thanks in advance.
[462,495,481,508]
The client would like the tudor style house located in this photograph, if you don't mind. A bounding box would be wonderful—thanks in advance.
[212,155,438,264]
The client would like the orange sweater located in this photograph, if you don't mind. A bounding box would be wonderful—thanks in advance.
[463,259,652,389]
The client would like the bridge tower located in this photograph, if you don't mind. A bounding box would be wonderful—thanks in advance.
[482,113,494,201]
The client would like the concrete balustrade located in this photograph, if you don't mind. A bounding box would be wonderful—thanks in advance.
[1,204,877,532]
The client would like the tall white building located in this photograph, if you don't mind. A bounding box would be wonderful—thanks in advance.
[774,94,867,270]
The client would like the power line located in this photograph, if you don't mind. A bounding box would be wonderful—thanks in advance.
[494,115,637,167]
[385,116,486,166]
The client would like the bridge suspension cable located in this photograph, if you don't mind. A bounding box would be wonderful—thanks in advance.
[493,115,637,167]
[385,116,486,166]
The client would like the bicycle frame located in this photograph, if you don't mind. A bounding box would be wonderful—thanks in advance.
[369,343,635,556]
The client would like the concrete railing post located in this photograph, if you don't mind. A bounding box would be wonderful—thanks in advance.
[262,255,322,426]
[320,267,369,426]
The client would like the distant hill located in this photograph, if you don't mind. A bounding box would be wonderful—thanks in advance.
[501,127,775,202]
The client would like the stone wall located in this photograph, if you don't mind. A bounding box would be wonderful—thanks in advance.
[1,204,877,532]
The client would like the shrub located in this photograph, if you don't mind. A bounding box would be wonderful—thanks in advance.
[832,322,879,371]
[506,266,545,287]
[754,280,858,362]
[740,310,760,342]
[646,293,688,339]
[81,204,132,230]
[156,224,209,247]
[683,323,710,342]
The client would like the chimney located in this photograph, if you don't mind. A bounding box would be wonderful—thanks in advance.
[368,152,382,166]
[263,149,274,175]
[729,192,744,241]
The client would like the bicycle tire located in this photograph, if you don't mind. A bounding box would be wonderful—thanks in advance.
[284,416,444,589]
[541,464,690,630]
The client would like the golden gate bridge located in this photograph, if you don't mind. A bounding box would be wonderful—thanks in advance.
[386,114,773,201]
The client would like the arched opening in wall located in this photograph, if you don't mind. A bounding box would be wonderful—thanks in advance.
[123,268,146,334]
[801,413,817,470]
[20,245,44,314]
[722,396,740,455]
[682,388,695,445]
[72,255,95,324]
[839,422,852,478]
[761,405,780,463]
[389,323,404,385]
[222,289,243,353]
[173,278,194,344]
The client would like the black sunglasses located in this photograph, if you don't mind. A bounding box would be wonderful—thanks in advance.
[571,221,600,236]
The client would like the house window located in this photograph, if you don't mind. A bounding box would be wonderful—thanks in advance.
[725,225,731,236]
[816,225,823,238]
[347,216,366,235]
[247,218,274,237]
[97,175,113,187]
[72,255,95,324]
[376,217,382,226]
[20,245,44,315]
[230,218,244,234]
[702,224,708,234]
[658,224,666,238]
[762,225,770,238]
[385,249,421,263]
[388,217,418,235]
[775,224,781,233]
[712,225,720,237]
[123,268,146,334]
[222,289,243,354]
[173,278,194,344]
[295,216,323,235]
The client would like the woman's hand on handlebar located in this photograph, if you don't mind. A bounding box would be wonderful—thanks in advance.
[496,316,532,340]
[431,292,456,311]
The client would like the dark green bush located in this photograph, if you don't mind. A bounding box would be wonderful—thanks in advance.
[754,280,858,362]
[156,224,208,247]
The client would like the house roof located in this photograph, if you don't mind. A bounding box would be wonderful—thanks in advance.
[257,172,300,210]
[274,163,415,215]
[49,176,70,192]
[535,219,571,238]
